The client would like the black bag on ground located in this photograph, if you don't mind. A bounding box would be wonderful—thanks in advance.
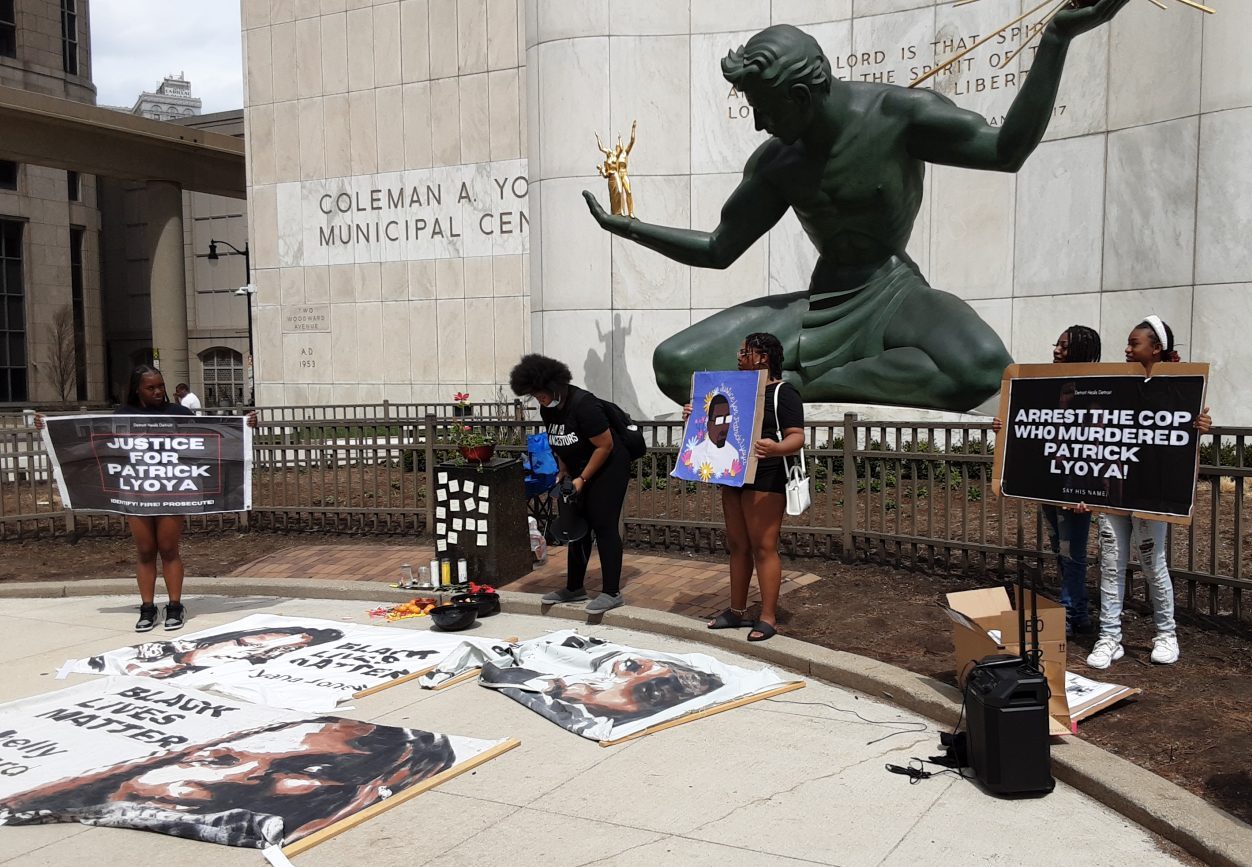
[569,390,647,461]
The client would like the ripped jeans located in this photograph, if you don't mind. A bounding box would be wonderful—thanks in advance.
[1096,513,1176,643]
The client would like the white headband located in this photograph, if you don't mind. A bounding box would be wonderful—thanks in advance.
[1143,314,1170,352]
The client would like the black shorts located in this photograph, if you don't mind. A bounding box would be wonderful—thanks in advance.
[741,459,785,494]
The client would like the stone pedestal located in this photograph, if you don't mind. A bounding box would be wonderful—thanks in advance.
[434,457,532,586]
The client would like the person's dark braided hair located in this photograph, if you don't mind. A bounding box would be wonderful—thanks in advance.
[1063,325,1101,363]
[745,332,784,380]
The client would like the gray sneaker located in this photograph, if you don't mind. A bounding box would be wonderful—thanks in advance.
[541,587,588,604]
[585,593,624,614]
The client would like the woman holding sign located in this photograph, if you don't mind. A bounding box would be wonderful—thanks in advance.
[684,332,805,642]
[39,365,256,633]
[1084,317,1211,669]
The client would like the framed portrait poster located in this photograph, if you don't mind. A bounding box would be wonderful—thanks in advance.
[671,370,767,487]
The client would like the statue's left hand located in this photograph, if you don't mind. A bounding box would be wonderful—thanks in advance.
[1049,0,1132,40]
[582,190,632,232]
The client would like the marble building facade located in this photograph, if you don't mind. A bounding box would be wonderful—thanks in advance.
[244,0,1252,423]
[243,0,528,408]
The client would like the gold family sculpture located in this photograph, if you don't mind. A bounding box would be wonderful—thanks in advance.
[595,120,637,218]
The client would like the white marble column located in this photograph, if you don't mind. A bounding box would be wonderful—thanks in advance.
[145,180,189,389]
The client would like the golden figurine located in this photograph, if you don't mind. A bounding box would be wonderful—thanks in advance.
[595,120,637,218]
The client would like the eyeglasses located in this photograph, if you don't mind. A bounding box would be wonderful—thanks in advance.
[712,414,731,425]
[737,348,759,358]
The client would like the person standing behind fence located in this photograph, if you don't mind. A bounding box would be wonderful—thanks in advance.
[510,354,631,614]
[686,332,804,642]
[174,383,202,413]
[1083,317,1211,669]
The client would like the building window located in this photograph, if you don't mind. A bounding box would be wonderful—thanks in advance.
[60,0,78,75]
[0,0,15,58]
[67,171,80,201]
[0,220,26,402]
[0,160,16,191]
[200,347,245,407]
[70,227,86,400]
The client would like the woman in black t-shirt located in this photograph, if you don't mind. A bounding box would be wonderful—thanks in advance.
[510,354,631,614]
[683,333,805,641]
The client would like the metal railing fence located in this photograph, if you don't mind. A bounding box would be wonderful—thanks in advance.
[1,406,1247,622]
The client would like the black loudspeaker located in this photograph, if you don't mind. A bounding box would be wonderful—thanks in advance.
[964,655,1055,796]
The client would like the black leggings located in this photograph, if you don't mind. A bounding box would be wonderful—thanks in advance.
[566,456,630,595]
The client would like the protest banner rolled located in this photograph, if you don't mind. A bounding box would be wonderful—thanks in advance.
[41,414,252,515]
[992,362,1208,521]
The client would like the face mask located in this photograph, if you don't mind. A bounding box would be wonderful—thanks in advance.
[548,396,560,408]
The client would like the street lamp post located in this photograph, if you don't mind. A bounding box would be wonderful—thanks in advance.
[208,239,254,405]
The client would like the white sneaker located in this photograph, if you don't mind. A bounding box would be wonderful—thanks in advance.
[1150,633,1180,665]
[1086,636,1124,669]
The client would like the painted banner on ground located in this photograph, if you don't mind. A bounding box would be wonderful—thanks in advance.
[672,370,767,487]
[0,677,511,851]
[420,629,799,742]
[993,363,1208,520]
[41,414,252,515]
[63,614,510,712]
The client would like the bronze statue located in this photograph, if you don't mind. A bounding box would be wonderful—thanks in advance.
[594,121,637,218]
[584,2,1130,412]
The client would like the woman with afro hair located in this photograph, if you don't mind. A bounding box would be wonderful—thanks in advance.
[510,354,631,613]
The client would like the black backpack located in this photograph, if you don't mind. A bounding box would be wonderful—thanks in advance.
[569,389,647,461]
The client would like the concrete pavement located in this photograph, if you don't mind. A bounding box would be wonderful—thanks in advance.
[0,590,1218,867]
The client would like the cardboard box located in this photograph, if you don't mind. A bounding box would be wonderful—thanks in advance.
[942,587,1072,735]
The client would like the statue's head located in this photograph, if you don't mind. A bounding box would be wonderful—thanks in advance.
[722,25,832,144]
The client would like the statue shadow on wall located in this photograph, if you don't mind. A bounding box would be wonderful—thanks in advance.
[584,313,643,421]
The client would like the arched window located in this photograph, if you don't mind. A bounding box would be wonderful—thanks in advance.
[199,346,245,407]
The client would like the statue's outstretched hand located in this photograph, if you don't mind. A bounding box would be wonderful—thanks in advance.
[1049,0,1131,40]
[582,190,632,232]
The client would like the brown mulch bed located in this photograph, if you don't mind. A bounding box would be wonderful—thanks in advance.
[778,558,1252,827]
[0,530,1248,830]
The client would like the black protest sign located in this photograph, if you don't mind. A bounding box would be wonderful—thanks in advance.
[43,414,251,515]
[993,363,1208,520]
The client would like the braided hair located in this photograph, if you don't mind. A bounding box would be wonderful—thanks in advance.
[745,332,784,380]
[1062,325,1101,363]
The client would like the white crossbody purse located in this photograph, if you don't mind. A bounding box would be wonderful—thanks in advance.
[773,383,811,516]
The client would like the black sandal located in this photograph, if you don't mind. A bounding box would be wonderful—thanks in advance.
[747,620,777,642]
[707,608,750,629]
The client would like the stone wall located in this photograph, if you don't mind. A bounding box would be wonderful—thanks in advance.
[526,0,1252,423]
[243,0,529,407]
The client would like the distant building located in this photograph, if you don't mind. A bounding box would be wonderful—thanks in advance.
[130,72,200,121]
[1,2,247,406]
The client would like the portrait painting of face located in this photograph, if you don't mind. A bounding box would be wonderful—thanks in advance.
[477,630,798,742]
[0,679,513,852]
[673,371,767,487]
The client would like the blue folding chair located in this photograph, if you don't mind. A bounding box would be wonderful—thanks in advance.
[523,432,560,541]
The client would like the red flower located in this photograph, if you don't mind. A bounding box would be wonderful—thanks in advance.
[453,391,471,404]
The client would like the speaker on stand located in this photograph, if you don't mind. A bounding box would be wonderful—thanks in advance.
[963,563,1055,796]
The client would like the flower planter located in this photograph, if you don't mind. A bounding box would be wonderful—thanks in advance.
[459,444,496,463]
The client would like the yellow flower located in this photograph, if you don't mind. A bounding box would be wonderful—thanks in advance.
[698,461,714,482]
[702,391,717,413]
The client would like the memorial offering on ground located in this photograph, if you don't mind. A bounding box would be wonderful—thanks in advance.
[41,414,252,515]
[993,362,1208,520]
[0,677,516,855]
[419,629,803,744]
[672,370,767,487]
[61,614,511,712]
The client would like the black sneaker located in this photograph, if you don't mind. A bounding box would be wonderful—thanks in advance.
[135,604,159,632]
[164,602,186,631]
